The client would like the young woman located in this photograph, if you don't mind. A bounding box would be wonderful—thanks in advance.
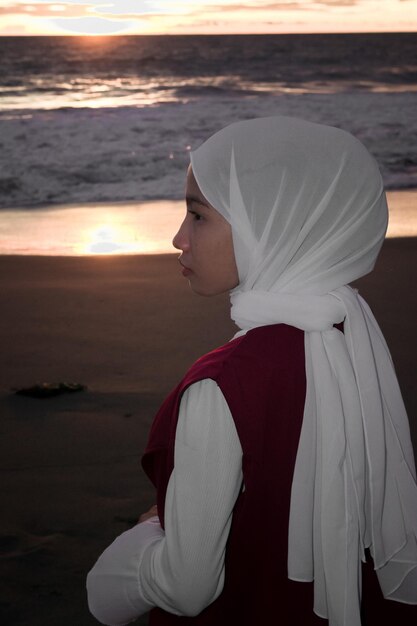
[87,116,417,626]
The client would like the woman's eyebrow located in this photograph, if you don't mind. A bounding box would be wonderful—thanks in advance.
[185,194,208,207]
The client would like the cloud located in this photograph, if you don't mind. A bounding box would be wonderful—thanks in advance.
[0,1,186,20]
[50,15,136,33]
[0,20,31,33]
[90,1,174,16]
[0,0,411,21]
[191,1,360,13]
[0,0,362,17]
[0,3,89,17]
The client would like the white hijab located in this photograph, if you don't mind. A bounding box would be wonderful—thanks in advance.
[190,116,417,626]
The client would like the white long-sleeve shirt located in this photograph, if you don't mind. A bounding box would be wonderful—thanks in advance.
[86,378,244,625]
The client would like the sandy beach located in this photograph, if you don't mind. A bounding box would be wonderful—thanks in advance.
[0,237,416,625]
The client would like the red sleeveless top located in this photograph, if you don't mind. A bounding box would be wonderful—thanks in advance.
[141,323,417,625]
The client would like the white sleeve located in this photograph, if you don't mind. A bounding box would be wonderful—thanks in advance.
[86,378,243,625]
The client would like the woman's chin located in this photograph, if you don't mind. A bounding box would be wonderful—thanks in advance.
[185,276,216,297]
[188,282,216,297]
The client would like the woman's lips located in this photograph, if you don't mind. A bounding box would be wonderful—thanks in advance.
[179,261,193,276]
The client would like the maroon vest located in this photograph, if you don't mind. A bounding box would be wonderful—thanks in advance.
[141,323,416,625]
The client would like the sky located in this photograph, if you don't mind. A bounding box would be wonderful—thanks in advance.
[0,0,415,36]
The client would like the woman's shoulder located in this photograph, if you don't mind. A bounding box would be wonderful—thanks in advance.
[187,323,304,382]
[187,334,245,380]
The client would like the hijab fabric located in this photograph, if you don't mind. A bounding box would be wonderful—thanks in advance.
[190,116,417,626]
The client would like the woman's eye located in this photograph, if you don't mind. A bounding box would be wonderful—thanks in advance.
[188,210,202,221]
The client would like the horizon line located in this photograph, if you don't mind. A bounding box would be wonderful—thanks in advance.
[1,30,416,37]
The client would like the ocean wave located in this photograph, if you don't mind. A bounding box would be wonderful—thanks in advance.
[1,90,416,210]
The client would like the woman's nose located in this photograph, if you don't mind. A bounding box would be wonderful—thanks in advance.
[172,219,189,251]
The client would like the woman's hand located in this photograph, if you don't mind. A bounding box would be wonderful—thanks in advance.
[138,504,158,523]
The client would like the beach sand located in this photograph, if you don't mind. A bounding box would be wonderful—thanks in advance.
[0,238,416,625]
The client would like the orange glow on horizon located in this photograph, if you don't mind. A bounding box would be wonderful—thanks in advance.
[0,1,415,36]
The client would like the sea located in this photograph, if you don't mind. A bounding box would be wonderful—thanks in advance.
[0,33,416,253]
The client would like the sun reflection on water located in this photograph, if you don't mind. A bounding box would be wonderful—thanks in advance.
[83,224,133,255]
[0,193,414,257]
[0,201,182,256]
[70,202,182,256]
[87,226,123,254]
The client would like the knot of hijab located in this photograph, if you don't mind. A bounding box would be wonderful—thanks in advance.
[190,116,417,626]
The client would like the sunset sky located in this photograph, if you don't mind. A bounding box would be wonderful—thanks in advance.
[0,0,415,36]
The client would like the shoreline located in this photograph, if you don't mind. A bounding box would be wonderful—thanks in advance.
[0,190,416,257]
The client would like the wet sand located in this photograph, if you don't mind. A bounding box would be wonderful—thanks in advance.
[0,240,416,625]
[0,190,416,257]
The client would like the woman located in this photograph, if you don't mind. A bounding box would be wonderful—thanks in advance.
[87,116,417,626]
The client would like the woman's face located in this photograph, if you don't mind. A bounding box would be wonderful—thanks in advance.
[172,165,239,297]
